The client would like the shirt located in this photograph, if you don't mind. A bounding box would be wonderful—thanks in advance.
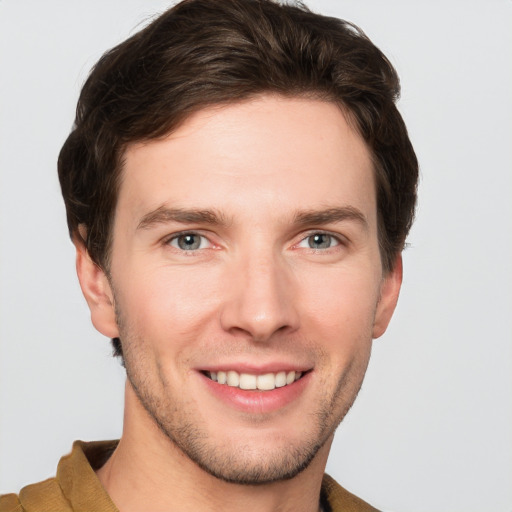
[0,441,380,512]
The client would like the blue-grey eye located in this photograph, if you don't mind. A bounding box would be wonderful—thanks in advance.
[306,233,339,249]
[170,233,207,251]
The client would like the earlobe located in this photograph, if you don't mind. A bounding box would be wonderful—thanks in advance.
[372,254,403,339]
[74,237,119,339]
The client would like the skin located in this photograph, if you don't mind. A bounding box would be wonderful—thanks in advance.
[76,95,402,512]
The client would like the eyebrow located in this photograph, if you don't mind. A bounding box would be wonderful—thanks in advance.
[137,206,229,230]
[294,206,369,230]
[136,205,368,231]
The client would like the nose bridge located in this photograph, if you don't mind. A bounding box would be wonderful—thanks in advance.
[220,241,298,341]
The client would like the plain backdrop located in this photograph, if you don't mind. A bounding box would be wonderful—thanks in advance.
[0,1,511,511]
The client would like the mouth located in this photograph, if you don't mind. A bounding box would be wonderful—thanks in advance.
[203,370,305,391]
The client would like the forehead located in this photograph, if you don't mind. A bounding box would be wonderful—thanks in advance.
[119,95,375,227]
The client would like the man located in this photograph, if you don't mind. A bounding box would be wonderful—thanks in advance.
[0,0,417,510]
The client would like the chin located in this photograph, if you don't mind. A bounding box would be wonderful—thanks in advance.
[167,429,330,485]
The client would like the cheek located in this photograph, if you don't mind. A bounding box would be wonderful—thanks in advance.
[116,264,223,340]
[299,267,381,348]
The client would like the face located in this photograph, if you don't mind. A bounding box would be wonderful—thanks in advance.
[79,95,401,484]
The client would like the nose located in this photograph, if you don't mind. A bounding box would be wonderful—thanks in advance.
[219,251,300,342]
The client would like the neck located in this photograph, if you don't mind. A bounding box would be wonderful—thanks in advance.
[96,381,331,512]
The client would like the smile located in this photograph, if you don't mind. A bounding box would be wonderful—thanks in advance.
[206,370,303,391]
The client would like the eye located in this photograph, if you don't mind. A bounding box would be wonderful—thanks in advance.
[298,233,340,250]
[168,233,210,251]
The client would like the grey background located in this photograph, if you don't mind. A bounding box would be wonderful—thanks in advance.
[1,1,511,511]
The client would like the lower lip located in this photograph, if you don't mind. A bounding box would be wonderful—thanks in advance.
[200,372,311,414]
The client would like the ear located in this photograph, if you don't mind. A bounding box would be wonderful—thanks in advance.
[372,254,403,339]
[74,236,119,339]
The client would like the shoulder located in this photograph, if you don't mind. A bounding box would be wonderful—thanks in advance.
[0,441,118,512]
[0,477,72,512]
[322,474,381,512]
[0,493,22,512]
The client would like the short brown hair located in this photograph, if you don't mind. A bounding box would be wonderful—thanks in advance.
[59,0,417,272]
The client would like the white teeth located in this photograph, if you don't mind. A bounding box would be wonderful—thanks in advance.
[239,373,257,390]
[208,370,304,391]
[227,371,239,387]
[257,373,276,391]
[275,371,287,388]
